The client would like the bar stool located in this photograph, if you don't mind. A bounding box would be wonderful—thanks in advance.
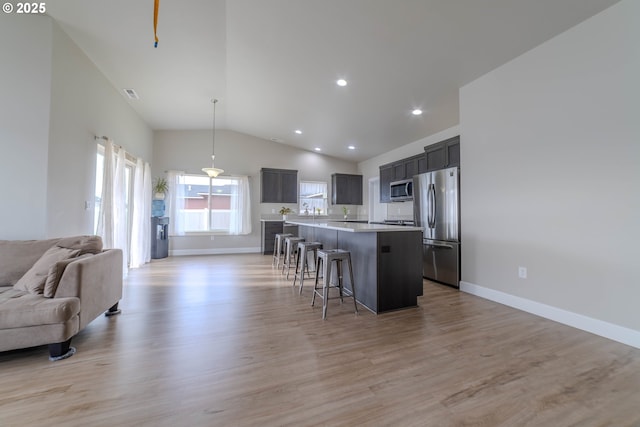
[312,249,357,319]
[272,233,293,268]
[292,241,323,292]
[282,236,305,276]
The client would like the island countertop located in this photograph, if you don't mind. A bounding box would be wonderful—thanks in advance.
[284,219,422,233]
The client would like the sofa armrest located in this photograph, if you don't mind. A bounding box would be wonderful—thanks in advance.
[55,249,123,330]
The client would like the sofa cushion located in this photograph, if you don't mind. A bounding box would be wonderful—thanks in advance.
[0,238,61,286]
[0,286,80,329]
[56,235,103,255]
[13,246,81,294]
[43,254,92,298]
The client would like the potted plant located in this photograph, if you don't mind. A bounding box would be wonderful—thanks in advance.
[302,202,310,216]
[342,206,348,220]
[153,177,169,200]
[279,206,293,220]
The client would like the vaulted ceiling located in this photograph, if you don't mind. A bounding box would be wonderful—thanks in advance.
[47,0,619,162]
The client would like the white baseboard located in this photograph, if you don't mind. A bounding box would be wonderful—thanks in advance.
[169,247,262,256]
[460,281,640,349]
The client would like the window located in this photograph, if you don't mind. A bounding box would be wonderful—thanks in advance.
[175,174,249,234]
[299,181,328,216]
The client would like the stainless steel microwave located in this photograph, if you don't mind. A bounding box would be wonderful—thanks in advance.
[390,179,413,201]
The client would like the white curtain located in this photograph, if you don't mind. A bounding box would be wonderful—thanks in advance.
[96,139,129,278]
[130,159,151,268]
[142,163,152,262]
[229,176,252,235]
[167,170,186,236]
[96,140,115,247]
[113,148,129,277]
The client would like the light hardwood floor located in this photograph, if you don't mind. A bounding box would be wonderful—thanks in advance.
[1,254,639,426]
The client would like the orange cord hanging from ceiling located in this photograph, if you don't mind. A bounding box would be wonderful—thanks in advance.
[153,0,160,48]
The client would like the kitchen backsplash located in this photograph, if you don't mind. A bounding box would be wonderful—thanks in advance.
[259,201,413,222]
[385,200,414,220]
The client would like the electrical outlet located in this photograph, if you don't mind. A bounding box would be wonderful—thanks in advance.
[518,267,527,279]
[210,235,215,241]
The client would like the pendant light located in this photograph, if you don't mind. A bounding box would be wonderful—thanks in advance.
[202,98,224,178]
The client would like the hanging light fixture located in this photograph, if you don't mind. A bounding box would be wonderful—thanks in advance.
[202,98,224,178]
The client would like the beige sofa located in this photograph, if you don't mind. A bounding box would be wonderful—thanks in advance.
[0,236,122,360]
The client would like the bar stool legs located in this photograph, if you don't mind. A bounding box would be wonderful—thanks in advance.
[272,233,292,268]
[293,242,322,294]
[282,237,305,277]
[312,249,357,319]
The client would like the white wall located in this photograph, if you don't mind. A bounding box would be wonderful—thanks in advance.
[460,0,639,335]
[47,22,153,237]
[0,15,153,240]
[0,15,52,239]
[153,129,357,253]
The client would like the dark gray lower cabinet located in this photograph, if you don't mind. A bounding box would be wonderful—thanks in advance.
[297,225,423,313]
[261,221,298,254]
[342,231,423,312]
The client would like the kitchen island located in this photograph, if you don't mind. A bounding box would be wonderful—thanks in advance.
[286,220,423,313]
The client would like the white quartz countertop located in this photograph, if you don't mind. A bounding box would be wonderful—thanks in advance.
[285,220,423,233]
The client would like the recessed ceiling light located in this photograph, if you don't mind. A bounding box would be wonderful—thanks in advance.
[314,147,322,152]
[336,79,348,87]
[347,145,356,150]
[412,109,423,116]
[294,129,302,135]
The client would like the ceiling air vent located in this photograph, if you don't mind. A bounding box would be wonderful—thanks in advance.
[123,88,140,100]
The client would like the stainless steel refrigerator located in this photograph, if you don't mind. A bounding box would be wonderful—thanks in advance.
[413,167,460,288]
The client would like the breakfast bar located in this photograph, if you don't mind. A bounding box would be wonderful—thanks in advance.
[286,220,423,313]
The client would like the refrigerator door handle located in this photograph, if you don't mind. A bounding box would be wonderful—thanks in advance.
[433,243,454,249]
[426,183,431,227]
[424,240,454,249]
[428,183,436,229]
[426,184,431,227]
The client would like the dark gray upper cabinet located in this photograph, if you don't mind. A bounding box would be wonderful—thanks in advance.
[405,153,428,177]
[260,168,298,203]
[424,136,460,172]
[425,144,446,171]
[379,153,426,203]
[331,173,363,205]
[445,137,460,168]
[379,164,393,203]
[393,163,406,181]
[379,137,460,203]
